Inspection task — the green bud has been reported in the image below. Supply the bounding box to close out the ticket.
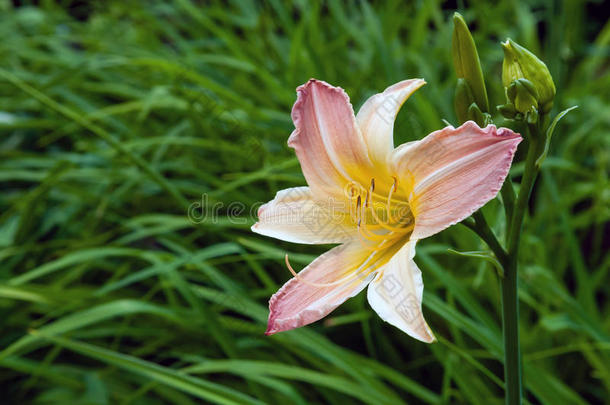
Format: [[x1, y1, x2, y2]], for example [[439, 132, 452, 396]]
[[526, 107, 539, 124], [501, 39, 556, 114], [503, 79, 540, 123], [452, 12, 489, 113], [467, 103, 492, 127], [507, 78, 538, 114], [497, 102, 517, 119], [454, 78, 475, 124]]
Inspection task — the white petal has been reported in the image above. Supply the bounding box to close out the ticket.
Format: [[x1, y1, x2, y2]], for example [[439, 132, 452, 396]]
[[367, 241, 435, 343], [252, 187, 355, 244], [356, 79, 426, 165]]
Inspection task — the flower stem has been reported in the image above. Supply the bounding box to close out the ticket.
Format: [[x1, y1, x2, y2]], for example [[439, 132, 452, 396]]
[[500, 254, 522, 405], [500, 177, 515, 225], [470, 211, 508, 265], [502, 126, 543, 405], [507, 131, 542, 256]]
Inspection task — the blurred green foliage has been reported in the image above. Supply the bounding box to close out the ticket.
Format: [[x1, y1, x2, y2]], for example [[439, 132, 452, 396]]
[[0, 1, 608, 404]]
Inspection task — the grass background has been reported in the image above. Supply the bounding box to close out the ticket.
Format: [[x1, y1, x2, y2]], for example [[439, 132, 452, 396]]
[[0, 0, 608, 404]]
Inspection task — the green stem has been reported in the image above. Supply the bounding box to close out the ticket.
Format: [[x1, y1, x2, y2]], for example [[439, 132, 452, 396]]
[[501, 127, 544, 405], [507, 130, 543, 255], [501, 253, 521, 405], [500, 177, 516, 227], [468, 211, 509, 265]]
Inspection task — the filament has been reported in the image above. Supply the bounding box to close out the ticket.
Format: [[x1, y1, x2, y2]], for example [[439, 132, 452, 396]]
[[386, 176, 397, 222], [284, 239, 395, 288], [344, 176, 414, 249], [285, 254, 346, 287], [369, 203, 410, 232]]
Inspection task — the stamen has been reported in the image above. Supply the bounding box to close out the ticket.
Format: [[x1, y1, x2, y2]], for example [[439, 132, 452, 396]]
[[392, 203, 415, 227], [285, 254, 348, 287], [356, 195, 362, 227], [331, 239, 397, 283], [358, 222, 390, 242], [348, 189, 359, 225], [356, 211, 393, 247], [370, 203, 411, 232], [347, 177, 414, 248], [353, 231, 396, 251], [386, 176, 397, 222], [353, 233, 375, 250], [285, 254, 299, 278], [285, 253, 384, 288], [347, 181, 362, 226], [365, 178, 375, 207]]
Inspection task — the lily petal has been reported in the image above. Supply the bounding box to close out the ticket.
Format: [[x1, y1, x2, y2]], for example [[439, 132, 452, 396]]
[[367, 241, 435, 343], [252, 187, 354, 244], [289, 79, 374, 196], [356, 79, 426, 165], [266, 242, 376, 335], [392, 121, 521, 239]]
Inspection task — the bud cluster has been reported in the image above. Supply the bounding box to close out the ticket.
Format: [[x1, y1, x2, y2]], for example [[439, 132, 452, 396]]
[[499, 39, 556, 123]]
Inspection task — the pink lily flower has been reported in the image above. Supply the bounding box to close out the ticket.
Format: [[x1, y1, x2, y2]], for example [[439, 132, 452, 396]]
[[252, 79, 521, 342]]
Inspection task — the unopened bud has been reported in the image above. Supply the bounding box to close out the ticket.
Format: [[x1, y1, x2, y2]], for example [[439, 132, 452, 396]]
[[497, 102, 517, 120], [452, 13, 489, 113], [502, 39, 555, 113], [454, 78, 475, 124], [507, 78, 538, 114], [467, 103, 492, 126]]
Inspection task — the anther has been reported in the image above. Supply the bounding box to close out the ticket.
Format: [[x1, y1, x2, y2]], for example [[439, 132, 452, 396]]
[[356, 195, 362, 226], [366, 178, 375, 207]]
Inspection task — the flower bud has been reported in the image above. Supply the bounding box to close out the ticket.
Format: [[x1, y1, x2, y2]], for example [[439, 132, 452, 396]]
[[454, 78, 475, 124], [452, 13, 489, 113], [467, 103, 492, 126], [507, 78, 538, 114], [497, 102, 517, 120], [501, 39, 555, 114]]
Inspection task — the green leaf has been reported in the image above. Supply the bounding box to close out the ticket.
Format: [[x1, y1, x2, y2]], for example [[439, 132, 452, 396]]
[[447, 249, 504, 277], [34, 332, 263, 405], [536, 106, 578, 167]]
